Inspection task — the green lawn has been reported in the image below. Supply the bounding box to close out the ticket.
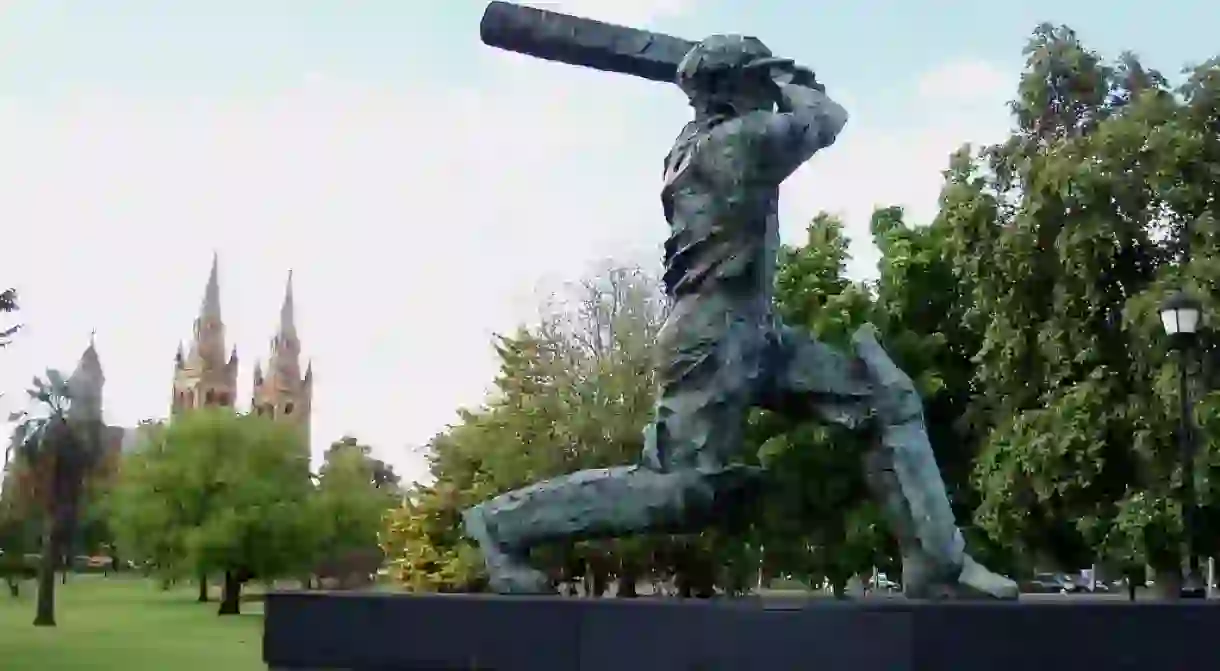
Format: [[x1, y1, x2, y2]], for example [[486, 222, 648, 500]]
[[0, 575, 264, 670]]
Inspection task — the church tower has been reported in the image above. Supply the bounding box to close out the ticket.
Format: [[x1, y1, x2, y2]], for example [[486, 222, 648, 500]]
[[68, 334, 104, 425], [251, 271, 312, 445], [172, 253, 239, 415]]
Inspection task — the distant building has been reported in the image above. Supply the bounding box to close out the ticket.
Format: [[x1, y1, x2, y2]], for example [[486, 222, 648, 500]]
[[169, 253, 312, 443], [89, 253, 313, 456], [64, 337, 129, 459]]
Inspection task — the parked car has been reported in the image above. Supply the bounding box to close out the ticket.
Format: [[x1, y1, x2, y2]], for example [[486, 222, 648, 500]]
[[1022, 572, 1073, 593], [868, 573, 901, 592]]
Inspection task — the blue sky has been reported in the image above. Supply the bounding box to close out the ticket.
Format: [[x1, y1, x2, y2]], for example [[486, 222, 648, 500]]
[[4, 1, 1211, 113], [1, 1, 1215, 481]]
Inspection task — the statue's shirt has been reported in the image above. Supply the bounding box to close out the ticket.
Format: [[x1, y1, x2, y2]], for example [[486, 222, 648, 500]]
[[660, 120, 780, 321]]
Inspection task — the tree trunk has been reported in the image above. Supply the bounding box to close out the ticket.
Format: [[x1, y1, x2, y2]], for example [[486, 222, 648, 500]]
[[1151, 567, 1183, 601], [7, 578, 19, 598], [830, 572, 851, 600], [33, 519, 57, 626], [590, 568, 609, 597], [217, 570, 241, 615], [616, 566, 639, 598], [197, 574, 209, 602], [678, 580, 692, 598]]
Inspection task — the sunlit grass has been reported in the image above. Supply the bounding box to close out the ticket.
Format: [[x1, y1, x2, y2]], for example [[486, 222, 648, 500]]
[[0, 574, 263, 671]]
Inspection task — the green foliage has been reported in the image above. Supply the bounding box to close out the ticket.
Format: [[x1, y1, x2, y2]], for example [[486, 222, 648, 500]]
[[757, 208, 980, 589], [6, 368, 110, 625], [385, 265, 681, 594], [310, 436, 400, 583], [110, 409, 315, 604], [941, 24, 1220, 574], [187, 416, 314, 583], [382, 484, 487, 592], [108, 423, 186, 580], [760, 214, 885, 591]]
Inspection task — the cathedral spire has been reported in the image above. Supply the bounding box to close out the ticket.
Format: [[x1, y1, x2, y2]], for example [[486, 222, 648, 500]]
[[190, 252, 226, 367], [75, 332, 103, 380], [279, 270, 296, 341], [174, 253, 237, 416], [69, 333, 104, 423], [251, 269, 310, 447], [201, 251, 221, 324]]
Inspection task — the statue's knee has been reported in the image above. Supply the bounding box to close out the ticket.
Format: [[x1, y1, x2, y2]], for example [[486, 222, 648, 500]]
[[849, 326, 923, 423]]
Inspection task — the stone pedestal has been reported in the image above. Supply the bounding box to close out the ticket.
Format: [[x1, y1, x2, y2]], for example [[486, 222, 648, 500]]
[[264, 591, 1220, 670]]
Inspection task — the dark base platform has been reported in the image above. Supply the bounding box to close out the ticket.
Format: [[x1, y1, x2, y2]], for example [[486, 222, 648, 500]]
[[264, 591, 1220, 670]]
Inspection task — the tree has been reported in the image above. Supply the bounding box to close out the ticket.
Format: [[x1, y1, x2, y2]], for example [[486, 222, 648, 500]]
[[322, 436, 400, 491], [108, 422, 190, 589], [111, 415, 219, 601], [750, 201, 1010, 593], [749, 213, 883, 595], [939, 25, 1220, 594], [111, 409, 315, 614], [383, 263, 674, 595], [381, 482, 487, 593], [309, 436, 400, 588], [192, 415, 314, 614], [7, 369, 106, 626], [0, 474, 39, 597]]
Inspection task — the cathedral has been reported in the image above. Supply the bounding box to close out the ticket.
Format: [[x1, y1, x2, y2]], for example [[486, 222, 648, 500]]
[[21, 254, 313, 465], [169, 253, 313, 445]]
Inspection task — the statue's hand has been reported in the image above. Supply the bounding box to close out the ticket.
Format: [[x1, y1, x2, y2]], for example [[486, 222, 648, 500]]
[[744, 58, 823, 91]]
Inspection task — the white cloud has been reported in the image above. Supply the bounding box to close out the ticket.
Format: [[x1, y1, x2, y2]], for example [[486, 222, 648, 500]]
[[785, 59, 1014, 277], [915, 60, 1013, 110], [0, 0, 1013, 487]]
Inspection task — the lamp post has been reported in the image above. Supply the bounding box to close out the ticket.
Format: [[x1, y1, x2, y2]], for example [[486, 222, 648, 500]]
[[1159, 290, 1207, 599]]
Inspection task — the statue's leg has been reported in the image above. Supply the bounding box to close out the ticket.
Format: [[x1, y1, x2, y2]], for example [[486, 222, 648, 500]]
[[764, 323, 1017, 599], [464, 314, 766, 594]]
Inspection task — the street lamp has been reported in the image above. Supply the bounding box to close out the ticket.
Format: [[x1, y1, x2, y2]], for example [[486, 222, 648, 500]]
[[1159, 289, 1207, 599]]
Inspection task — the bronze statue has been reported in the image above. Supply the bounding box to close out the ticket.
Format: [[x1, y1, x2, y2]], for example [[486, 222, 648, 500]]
[[465, 3, 1018, 600]]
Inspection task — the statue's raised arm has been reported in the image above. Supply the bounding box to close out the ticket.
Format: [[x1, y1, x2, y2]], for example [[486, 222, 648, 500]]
[[672, 36, 848, 184]]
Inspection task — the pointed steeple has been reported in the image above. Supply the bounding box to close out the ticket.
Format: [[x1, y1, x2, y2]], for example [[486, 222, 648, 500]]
[[172, 254, 238, 416], [189, 252, 226, 368], [75, 330, 103, 379], [69, 333, 104, 422], [279, 270, 296, 341], [250, 269, 310, 446], [201, 251, 221, 323], [269, 270, 300, 381]]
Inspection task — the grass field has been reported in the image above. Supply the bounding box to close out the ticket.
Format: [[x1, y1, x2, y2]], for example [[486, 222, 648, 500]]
[[0, 575, 264, 671]]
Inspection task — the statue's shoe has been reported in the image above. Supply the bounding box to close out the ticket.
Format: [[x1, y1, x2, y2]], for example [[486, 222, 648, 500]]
[[954, 554, 1019, 599], [462, 504, 554, 595], [905, 554, 1019, 600]]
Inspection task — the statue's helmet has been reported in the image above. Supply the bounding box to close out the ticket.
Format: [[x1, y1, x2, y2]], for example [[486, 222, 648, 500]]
[[675, 35, 774, 100]]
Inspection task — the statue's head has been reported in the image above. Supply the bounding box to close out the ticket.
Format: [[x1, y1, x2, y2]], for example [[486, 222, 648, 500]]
[[676, 35, 777, 118]]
